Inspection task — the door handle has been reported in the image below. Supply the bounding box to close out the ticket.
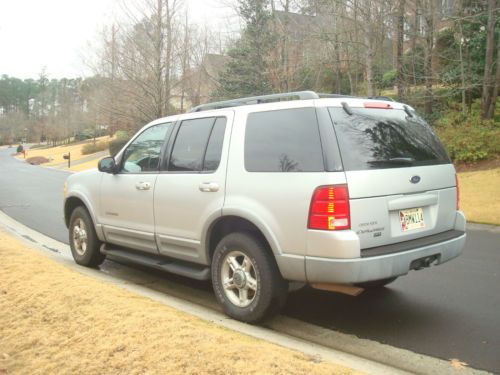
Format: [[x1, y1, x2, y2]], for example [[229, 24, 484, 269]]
[[199, 182, 219, 192], [135, 182, 151, 190]]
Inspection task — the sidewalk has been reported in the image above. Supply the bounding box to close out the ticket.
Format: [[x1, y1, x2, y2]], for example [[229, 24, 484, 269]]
[[0, 230, 358, 375]]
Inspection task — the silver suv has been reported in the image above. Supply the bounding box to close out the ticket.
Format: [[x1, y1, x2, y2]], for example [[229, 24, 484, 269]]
[[64, 91, 466, 322]]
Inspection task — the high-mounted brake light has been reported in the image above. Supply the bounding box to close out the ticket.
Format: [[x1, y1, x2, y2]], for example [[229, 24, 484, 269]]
[[455, 174, 460, 210], [308, 185, 350, 230], [364, 101, 393, 109]]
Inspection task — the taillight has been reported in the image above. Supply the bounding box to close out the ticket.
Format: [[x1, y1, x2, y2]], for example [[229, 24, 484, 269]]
[[455, 174, 460, 210], [308, 185, 350, 230]]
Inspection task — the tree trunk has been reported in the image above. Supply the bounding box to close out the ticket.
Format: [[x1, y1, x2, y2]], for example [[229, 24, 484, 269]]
[[458, 11, 467, 114], [154, 0, 164, 119], [362, 0, 375, 97], [481, 0, 497, 119], [487, 41, 500, 119], [396, 0, 406, 101], [423, 0, 434, 115], [164, 0, 173, 116]]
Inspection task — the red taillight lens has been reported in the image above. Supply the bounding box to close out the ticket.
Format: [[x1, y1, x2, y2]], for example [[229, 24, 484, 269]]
[[308, 185, 350, 230], [455, 174, 460, 210], [364, 101, 393, 109]]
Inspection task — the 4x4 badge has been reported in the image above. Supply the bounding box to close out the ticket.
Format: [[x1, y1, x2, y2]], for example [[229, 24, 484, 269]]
[[410, 175, 421, 184]]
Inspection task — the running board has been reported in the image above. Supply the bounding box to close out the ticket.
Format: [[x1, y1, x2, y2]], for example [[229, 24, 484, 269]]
[[100, 244, 210, 281]]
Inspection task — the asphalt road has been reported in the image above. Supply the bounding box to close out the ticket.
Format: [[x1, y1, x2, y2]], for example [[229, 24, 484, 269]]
[[0, 147, 68, 243], [1, 147, 499, 373]]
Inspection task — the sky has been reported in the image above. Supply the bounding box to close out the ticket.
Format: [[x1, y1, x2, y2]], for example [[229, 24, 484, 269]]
[[0, 0, 235, 79]]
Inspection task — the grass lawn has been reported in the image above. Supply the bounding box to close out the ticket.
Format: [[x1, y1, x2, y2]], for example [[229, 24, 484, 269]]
[[69, 158, 101, 172], [20, 136, 112, 167], [458, 168, 500, 226], [0, 231, 356, 375]]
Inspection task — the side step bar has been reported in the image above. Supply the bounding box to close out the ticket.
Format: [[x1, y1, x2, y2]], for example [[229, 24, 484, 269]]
[[100, 244, 211, 281]]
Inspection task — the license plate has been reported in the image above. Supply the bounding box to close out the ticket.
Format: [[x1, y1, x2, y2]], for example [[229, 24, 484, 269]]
[[399, 207, 425, 231]]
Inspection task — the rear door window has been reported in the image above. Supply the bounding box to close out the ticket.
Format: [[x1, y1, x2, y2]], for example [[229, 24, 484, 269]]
[[245, 108, 324, 172], [328, 107, 450, 171], [203, 117, 226, 172], [168, 117, 226, 172]]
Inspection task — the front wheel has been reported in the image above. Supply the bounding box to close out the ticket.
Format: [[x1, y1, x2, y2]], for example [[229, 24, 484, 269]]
[[211, 232, 288, 323], [69, 206, 105, 267]]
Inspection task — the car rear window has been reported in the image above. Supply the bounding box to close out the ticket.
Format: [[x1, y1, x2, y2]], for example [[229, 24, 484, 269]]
[[328, 107, 450, 171]]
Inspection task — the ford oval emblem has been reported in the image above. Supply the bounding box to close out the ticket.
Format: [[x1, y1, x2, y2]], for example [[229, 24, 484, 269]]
[[410, 175, 421, 184]]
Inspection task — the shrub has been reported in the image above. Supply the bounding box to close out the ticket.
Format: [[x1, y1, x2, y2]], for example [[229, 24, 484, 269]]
[[434, 102, 500, 163], [81, 141, 109, 155], [114, 130, 130, 139], [74, 129, 94, 141], [381, 69, 397, 88], [109, 138, 129, 157], [16, 144, 23, 153]]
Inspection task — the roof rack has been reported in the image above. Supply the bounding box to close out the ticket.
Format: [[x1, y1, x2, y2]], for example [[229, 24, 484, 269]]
[[318, 93, 357, 99], [188, 91, 391, 112], [189, 91, 320, 112]]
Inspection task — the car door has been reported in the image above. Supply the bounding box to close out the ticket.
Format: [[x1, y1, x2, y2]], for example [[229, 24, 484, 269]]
[[154, 112, 233, 264], [100, 122, 173, 254]]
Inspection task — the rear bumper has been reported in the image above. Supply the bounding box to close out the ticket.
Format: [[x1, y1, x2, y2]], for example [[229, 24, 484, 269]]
[[305, 231, 466, 284]]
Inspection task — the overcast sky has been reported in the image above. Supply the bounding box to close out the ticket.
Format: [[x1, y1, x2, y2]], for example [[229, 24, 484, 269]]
[[0, 0, 234, 79]]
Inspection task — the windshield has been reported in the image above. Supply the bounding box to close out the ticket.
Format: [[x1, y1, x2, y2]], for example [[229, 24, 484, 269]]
[[328, 107, 450, 171]]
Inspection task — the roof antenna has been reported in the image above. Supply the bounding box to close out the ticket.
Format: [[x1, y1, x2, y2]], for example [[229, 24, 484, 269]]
[[403, 105, 413, 117], [341, 102, 353, 116]]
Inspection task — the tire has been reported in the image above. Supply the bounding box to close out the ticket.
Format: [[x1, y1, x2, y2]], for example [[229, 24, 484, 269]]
[[211, 232, 288, 323], [355, 277, 398, 289], [69, 206, 105, 267]]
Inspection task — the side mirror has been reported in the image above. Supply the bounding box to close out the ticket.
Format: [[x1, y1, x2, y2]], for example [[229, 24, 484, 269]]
[[98, 157, 117, 174]]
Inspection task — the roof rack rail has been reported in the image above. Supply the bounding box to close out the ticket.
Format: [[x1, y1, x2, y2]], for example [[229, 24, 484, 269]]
[[317, 93, 357, 99], [188, 91, 394, 112], [189, 91, 320, 112]]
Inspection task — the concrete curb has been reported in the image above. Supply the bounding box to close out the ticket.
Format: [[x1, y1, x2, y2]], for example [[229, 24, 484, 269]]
[[0, 211, 492, 375], [466, 222, 500, 233]]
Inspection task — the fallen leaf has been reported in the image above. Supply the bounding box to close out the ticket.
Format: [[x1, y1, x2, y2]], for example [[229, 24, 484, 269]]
[[449, 358, 468, 370]]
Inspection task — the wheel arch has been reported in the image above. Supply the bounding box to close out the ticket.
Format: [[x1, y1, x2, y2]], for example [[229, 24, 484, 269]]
[[64, 193, 104, 237], [204, 214, 281, 265]]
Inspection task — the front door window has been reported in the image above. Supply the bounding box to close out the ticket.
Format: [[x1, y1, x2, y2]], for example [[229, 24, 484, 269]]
[[121, 123, 172, 173]]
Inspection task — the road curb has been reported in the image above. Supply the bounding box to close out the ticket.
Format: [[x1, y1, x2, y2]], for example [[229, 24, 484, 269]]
[[466, 222, 500, 232]]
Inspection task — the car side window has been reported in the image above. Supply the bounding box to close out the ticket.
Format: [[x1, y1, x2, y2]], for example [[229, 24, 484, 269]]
[[244, 108, 324, 172], [120, 123, 171, 173], [168, 117, 226, 172]]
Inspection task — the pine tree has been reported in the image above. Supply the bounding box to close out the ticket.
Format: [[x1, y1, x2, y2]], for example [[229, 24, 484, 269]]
[[214, 0, 276, 99]]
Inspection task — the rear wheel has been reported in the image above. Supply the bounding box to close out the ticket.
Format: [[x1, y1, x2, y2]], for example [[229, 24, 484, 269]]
[[356, 277, 398, 289], [69, 206, 105, 267], [211, 232, 288, 323]]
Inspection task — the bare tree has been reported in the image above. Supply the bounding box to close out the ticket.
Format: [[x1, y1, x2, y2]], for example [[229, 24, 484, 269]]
[[395, 0, 406, 100], [422, 0, 434, 114], [481, 0, 497, 119]]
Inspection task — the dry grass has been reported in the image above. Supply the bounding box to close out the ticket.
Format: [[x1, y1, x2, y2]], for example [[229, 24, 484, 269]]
[[458, 168, 500, 225], [0, 232, 357, 375], [20, 136, 112, 167], [70, 158, 100, 172]]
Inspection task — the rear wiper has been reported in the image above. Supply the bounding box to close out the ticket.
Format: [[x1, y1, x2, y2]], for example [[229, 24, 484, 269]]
[[367, 157, 415, 165]]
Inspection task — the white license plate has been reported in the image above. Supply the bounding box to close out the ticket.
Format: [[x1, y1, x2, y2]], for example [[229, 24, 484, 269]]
[[399, 207, 425, 231]]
